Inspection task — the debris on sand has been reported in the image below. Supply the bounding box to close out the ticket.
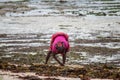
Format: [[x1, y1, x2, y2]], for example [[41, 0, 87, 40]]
[[0, 61, 120, 80]]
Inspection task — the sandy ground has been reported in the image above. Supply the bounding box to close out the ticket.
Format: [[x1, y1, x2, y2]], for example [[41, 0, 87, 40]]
[[0, 68, 81, 80], [0, 70, 114, 80]]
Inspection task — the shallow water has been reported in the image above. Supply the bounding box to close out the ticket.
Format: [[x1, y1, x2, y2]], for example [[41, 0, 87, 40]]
[[0, 16, 120, 66], [1, 0, 120, 16]]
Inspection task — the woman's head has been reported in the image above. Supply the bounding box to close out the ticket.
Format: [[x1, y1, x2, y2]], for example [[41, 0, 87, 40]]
[[55, 42, 65, 53]]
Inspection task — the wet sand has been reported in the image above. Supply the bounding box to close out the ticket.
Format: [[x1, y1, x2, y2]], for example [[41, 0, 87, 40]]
[[0, 62, 119, 80], [0, 0, 120, 80], [0, 16, 120, 64], [0, 16, 120, 80]]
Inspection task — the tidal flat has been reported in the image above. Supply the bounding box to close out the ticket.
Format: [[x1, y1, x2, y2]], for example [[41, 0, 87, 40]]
[[0, 0, 120, 80]]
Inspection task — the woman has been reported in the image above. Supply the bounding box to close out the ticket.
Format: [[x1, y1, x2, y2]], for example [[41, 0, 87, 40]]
[[45, 32, 70, 66]]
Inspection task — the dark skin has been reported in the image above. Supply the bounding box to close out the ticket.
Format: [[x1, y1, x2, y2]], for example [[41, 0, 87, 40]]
[[45, 50, 66, 66]]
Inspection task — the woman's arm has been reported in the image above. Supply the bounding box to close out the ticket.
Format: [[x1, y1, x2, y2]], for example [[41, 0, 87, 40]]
[[45, 51, 52, 64], [53, 53, 64, 66]]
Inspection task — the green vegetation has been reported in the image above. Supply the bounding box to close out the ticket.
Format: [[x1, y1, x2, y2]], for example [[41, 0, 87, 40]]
[[108, 10, 119, 13], [87, 12, 107, 16], [7, 0, 30, 2], [0, 60, 119, 79]]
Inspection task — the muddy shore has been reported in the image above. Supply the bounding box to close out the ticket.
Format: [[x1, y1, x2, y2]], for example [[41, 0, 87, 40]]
[[0, 61, 120, 80], [0, 0, 120, 80]]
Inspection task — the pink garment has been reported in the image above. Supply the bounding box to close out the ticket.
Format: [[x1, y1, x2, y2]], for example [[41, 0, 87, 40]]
[[49, 32, 70, 53], [52, 36, 69, 53], [50, 32, 69, 44]]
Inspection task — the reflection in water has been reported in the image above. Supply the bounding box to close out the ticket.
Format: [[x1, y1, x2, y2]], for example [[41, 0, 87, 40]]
[[72, 51, 120, 66]]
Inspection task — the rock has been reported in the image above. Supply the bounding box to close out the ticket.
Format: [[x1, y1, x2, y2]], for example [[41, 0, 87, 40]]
[[0, 34, 7, 37]]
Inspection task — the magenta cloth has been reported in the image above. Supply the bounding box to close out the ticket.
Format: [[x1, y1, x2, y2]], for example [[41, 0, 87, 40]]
[[51, 36, 69, 53]]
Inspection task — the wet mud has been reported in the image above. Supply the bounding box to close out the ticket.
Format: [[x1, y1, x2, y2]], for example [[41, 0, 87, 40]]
[[0, 0, 120, 80], [0, 61, 120, 80], [0, 0, 34, 16], [0, 0, 120, 16], [0, 33, 120, 79], [0, 33, 120, 65]]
